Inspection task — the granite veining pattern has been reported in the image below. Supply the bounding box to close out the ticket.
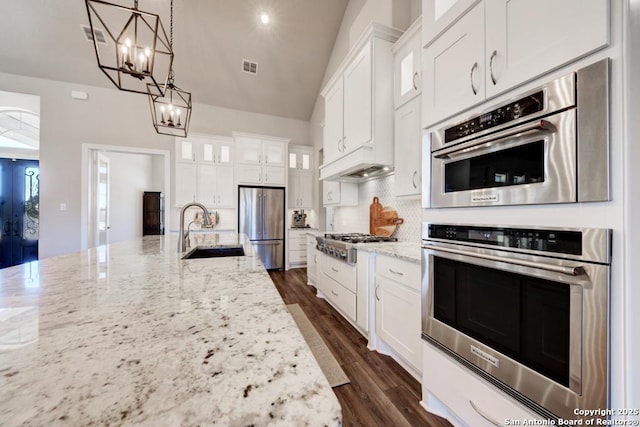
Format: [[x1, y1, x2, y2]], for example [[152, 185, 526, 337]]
[[354, 241, 421, 264], [0, 233, 342, 426]]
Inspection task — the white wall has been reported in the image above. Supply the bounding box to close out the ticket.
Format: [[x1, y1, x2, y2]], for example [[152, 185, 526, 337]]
[[103, 152, 162, 244], [0, 72, 311, 258]]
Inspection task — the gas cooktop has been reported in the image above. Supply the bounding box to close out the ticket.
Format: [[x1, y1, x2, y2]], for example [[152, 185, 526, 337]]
[[323, 233, 398, 244]]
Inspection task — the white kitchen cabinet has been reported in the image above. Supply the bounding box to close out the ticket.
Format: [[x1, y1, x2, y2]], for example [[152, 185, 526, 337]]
[[322, 180, 358, 207], [175, 162, 197, 206], [422, 342, 542, 426], [196, 164, 234, 208], [323, 80, 344, 164], [484, 0, 608, 98], [306, 235, 320, 285], [394, 93, 422, 198], [320, 23, 401, 178], [288, 229, 308, 269], [393, 18, 422, 108], [233, 132, 289, 186], [422, 0, 609, 127], [375, 255, 422, 372], [342, 42, 373, 156], [318, 253, 357, 322], [176, 135, 234, 164], [289, 171, 314, 208], [176, 163, 234, 208], [174, 135, 235, 208], [422, 2, 485, 127], [288, 145, 314, 209]]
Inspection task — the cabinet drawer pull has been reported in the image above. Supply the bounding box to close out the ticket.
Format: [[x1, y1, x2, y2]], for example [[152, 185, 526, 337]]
[[331, 290, 339, 297], [470, 62, 479, 95], [412, 170, 417, 189], [389, 268, 404, 276], [489, 50, 498, 85], [412, 71, 419, 91], [375, 285, 380, 301], [469, 400, 503, 427], [337, 139, 342, 152], [331, 267, 339, 273]]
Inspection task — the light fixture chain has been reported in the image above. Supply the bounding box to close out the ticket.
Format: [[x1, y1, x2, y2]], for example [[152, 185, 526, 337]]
[[169, 0, 175, 81]]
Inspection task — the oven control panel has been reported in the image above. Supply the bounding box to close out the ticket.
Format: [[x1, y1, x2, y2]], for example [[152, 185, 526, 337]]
[[444, 91, 545, 143], [429, 224, 582, 255]]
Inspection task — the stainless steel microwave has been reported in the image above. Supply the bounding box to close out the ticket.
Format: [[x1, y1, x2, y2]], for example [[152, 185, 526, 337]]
[[430, 58, 610, 208]]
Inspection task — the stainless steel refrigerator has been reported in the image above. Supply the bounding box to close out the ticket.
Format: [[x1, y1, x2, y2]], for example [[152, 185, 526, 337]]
[[238, 186, 285, 270]]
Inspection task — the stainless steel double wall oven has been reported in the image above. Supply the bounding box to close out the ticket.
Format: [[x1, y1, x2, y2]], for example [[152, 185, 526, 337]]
[[422, 58, 612, 421]]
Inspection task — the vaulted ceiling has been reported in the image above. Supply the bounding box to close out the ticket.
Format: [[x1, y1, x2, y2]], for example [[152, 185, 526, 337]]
[[0, 0, 349, 121]]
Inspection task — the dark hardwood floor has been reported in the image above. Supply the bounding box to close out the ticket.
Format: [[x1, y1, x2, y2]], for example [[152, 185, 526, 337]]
[[269, 268, 452, 427]]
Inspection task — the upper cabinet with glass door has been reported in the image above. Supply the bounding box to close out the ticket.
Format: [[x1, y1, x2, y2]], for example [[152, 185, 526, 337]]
[[393, 18, 422, 108], [175, 134, 234, 165], [289, 145, 313, 171]]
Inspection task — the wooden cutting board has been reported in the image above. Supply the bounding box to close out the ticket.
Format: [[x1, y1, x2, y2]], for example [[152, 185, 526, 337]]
[[369, 196, 404, 236]]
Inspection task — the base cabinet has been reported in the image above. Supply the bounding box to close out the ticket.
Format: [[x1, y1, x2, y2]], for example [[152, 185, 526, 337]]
[[422, 342, 542, 426], [317, 253, 357, 322], [287, 229, 308, 269], [306, 235, 320, 284], [374, 255, 422, 372]]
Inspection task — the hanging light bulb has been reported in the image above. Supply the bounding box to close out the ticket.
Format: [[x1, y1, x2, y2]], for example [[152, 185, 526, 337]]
[[85, 0, 173, 95], [148, 0, 192, 137]]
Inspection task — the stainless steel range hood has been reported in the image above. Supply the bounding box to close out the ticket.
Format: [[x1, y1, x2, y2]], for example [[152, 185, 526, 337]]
[[319, 145, 393, 182]]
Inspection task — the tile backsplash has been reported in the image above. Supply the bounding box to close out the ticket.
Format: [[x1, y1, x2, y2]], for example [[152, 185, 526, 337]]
[[333, 174, 422, 242]]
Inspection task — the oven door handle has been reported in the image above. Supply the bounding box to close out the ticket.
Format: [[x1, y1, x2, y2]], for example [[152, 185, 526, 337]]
[[422, 244, 584, 276], [433, 119, 552, 160]]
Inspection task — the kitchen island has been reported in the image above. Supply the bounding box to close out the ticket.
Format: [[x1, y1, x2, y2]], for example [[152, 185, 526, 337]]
[[0, 233, 342, 426]]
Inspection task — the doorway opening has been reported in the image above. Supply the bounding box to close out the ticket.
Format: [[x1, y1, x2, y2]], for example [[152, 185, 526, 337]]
[[81, 144, 171, 249], [0, 90, 41, 269]]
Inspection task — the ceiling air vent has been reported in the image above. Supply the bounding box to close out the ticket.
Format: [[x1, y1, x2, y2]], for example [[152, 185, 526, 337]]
[[81, 25, 108, 45], [242, 59, 258, 75]]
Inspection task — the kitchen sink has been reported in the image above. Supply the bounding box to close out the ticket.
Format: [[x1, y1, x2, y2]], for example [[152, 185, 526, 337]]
[[182, 246, 245, 259]]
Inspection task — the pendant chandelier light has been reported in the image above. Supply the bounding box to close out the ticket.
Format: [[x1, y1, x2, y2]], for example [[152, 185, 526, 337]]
[[85, 0, 173, 96], [147, 0, 192, 137]]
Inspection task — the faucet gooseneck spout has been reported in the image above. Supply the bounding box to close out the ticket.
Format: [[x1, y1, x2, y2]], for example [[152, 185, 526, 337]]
[[178, 202, 212, 252]]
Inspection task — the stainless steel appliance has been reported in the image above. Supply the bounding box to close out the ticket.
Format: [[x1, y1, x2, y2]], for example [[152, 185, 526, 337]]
[[430, 58, 609, 208], [292, 210, 307, 228], [421, 223, 611, 421], [316, 233, 397, 264], [238, 186, 285, 270]]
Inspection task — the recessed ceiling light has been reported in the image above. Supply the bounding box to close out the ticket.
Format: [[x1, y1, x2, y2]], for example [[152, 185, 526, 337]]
[[260, 12, 270, 24]]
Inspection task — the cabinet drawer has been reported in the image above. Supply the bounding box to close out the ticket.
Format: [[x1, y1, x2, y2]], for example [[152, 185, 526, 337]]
[[376, 255, 420, 292], [289, 250, 307, 264], [288, 236, 307, 250], [324, 276, 356, 321], [322, 256, 356, 293], [423, 342, 541, 426]]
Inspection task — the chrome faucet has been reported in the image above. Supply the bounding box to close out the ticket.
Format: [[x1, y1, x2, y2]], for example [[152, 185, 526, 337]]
[[178, 202, 212, 252]]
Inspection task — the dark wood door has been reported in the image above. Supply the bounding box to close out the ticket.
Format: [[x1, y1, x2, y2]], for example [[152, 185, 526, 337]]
[[0, 158, 39, 269], [142, 191, 164, 236]]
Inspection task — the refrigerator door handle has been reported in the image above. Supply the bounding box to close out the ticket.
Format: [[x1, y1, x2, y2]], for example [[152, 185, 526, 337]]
[[252, 241, 281, 245]]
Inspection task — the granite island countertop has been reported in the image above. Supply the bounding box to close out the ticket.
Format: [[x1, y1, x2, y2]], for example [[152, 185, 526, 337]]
[[0, 233, 342, 426]]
